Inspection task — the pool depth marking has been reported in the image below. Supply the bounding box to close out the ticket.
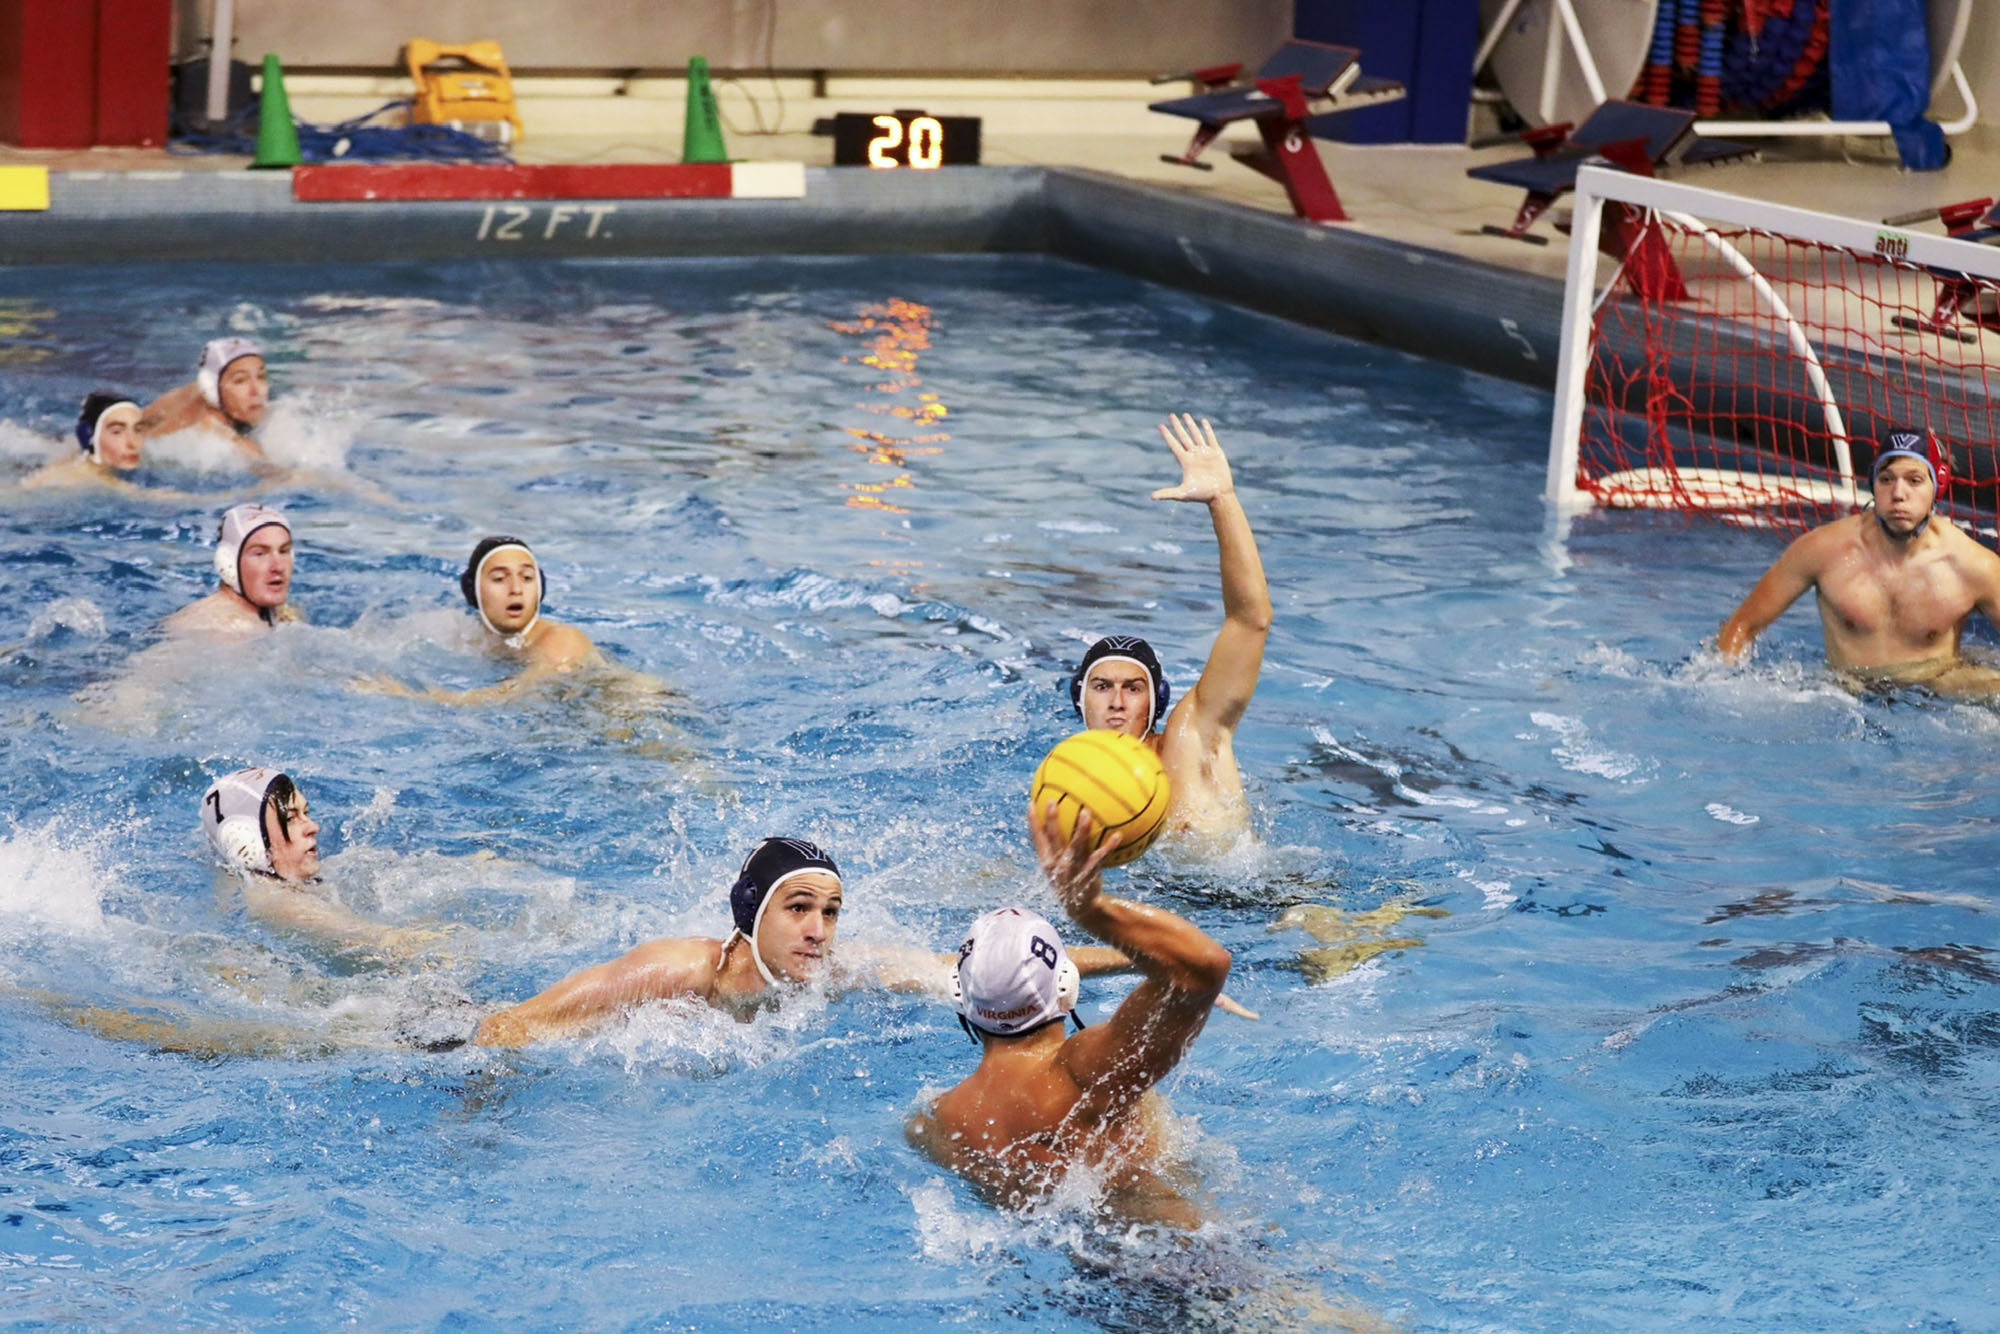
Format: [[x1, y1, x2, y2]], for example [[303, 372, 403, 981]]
[[475, 203, 619, 241]]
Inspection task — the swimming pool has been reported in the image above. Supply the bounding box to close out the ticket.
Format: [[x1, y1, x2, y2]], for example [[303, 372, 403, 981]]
[[1, 253, 1995, 1330]]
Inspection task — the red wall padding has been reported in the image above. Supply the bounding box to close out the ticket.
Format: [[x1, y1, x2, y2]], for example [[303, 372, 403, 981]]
[[95, 0, 172, 146], [0, 0, 168, 148]]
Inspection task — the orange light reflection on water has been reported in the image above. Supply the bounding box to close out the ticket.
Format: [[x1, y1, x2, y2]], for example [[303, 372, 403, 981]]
[[830, 298, 952, 536]]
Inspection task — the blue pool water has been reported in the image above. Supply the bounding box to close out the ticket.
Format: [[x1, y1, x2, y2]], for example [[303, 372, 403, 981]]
[[0, 254, 1995, 1331]]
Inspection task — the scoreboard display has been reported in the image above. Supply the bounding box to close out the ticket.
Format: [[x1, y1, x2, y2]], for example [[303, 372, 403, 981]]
[[830, 111, 981, 169]]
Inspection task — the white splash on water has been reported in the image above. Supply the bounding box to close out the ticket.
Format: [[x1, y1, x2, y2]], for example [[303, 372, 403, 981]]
[[0, 820, 110, 935], [146, 425, 254, 474], [27, 597, 107, 642], [258, 390, 356, 472], [1528, 710, 1644, 781], [0, 419, 60, 466]]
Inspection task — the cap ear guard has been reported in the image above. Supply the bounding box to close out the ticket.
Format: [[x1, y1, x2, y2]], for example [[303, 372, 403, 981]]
[[1055, 955, 1080, 1015], [212, 816, 267, 874], [214, 531, 239, 594]]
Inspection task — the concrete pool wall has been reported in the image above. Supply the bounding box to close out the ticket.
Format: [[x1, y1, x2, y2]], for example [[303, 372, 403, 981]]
[[0, 166, 1567, 390]]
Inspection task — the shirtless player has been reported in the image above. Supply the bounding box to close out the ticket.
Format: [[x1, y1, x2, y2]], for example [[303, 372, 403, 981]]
[[1719, 428, 2000, 695], [1070, 413, 1272, 836], [907, 803, 1231, 1227]]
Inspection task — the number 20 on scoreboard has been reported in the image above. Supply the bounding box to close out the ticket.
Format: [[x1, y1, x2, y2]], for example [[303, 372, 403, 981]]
[[831, 111, 981, 169], [870, 113, 942, 168]]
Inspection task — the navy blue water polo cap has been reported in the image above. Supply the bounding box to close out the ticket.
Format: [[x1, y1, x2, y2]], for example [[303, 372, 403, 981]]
[[729, 836, 841, 937]]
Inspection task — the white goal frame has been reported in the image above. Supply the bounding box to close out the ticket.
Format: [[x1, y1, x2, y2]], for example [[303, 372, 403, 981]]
[[1548, 163, 2000, 514]]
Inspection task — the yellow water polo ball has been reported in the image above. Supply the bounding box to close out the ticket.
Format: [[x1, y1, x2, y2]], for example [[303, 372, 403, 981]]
[[1030, 730, 1172, 868]]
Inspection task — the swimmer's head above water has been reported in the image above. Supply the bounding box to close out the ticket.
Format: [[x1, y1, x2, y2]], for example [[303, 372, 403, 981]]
[[952, 906, 1081, 1038], [1870, 427, 1950, 542], [460, 536, 543, 645], [75, 391, 143, 470], [201, 768, 320, 881], [196, 337, 269, 433], [727, 836, 842, 986], [1072, 635, 1171, 737], [214, 503, 293, 619]]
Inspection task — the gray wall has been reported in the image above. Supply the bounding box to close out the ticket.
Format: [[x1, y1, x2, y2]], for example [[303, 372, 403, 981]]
[[180, 0, 1291, 75]]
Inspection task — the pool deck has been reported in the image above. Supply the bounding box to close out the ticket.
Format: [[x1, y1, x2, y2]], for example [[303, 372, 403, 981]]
[[4, 85, 1998, 399]]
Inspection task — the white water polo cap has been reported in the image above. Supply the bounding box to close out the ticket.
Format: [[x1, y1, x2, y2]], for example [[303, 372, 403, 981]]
[[196, 337, 263, 410], [201, 768, 284, 875], [213, 503, 290, 594], [954, 907, 1081, 1036]]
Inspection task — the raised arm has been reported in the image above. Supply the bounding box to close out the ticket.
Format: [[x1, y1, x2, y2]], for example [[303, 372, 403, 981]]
[[1030, 802, 1230, 1112], [473, 936, 712, 1047], [1718, 529, 1827, 662], [1153, 415, 1272, 742]]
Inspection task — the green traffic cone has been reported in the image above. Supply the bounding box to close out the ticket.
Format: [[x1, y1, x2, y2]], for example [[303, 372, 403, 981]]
[[252, 53, 302, 168], [682, 56, 728, 163]]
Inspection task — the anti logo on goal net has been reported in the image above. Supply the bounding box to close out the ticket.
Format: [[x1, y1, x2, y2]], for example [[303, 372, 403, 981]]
[[1547, 164, 2000, 538]]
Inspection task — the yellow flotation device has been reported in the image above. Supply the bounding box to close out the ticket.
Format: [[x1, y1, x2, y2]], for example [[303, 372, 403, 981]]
[[403, 39, 522, 144]]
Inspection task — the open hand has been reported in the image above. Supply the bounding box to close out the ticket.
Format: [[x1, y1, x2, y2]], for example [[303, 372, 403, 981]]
[[1150, 413, 1235, 504], [1028, 798, 1119, 918]]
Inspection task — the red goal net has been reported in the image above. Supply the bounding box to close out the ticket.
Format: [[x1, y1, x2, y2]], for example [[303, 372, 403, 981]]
[[1549, 166, 2000, 537]]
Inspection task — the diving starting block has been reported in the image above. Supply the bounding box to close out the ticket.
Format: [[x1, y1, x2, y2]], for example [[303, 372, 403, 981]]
[[1468, 100, 1756, 245], [1149, 39, 1404, 224], [290, 161, 807, 203], [1467, 100, 1755, 304]]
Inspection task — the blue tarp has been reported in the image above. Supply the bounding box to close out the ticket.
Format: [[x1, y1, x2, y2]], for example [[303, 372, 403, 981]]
[[1830, 0, 1946, 169]]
